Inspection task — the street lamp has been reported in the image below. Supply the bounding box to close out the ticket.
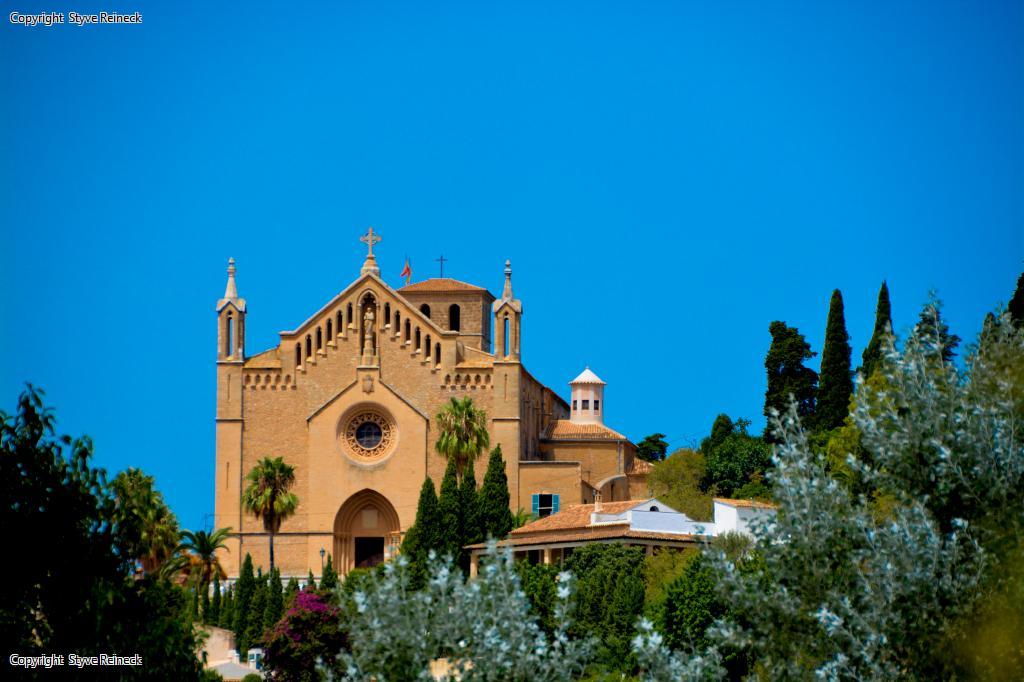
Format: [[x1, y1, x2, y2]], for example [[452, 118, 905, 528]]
[[320, 547, 326, 572]]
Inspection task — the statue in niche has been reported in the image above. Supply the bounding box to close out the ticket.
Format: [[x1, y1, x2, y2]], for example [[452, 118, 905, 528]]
[[362, 305, 376, 356]]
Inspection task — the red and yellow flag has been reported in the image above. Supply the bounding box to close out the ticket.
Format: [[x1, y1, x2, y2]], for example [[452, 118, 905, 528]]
[[400, 258, 412, 285]]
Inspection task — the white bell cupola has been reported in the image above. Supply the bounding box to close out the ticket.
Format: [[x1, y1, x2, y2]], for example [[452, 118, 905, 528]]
[[569, 367, 606, 424]]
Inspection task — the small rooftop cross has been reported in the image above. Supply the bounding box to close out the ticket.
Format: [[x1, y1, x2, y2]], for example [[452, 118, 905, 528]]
[[436, 254, 447, 278], [360, 227, 381, 256]]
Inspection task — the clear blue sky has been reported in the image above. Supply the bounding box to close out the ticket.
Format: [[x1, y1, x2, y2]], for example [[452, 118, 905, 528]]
[[3, 1, 1021, 530]]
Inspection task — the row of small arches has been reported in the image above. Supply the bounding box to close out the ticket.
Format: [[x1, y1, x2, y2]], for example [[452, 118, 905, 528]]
[[244, 372, 293, 389], [293, 299, 444, 370], [443, 373, 492, 389]]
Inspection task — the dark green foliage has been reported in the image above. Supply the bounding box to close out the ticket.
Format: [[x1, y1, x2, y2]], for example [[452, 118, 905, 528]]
[[1011, 272, 1024, 328], [320, 554, 338, 593], [702, 428, 772, 498], [284, 577, 300, 608], [210, 573, 222, 626], [478, 446, 514, 540], [860, 280, 893, 379], [662, 553, 721, 651], [700, 414, 734, 454], [264, 568, 284, 631], [233, 554, 256, 653], [816, 289, 853, 432], [764, 321, 818, 440], [0, 385, 204, 679], [459, 465, 481, 573], [913, 299, 961, 363], [636, 433, 670, 462], [245, 569, 267, 653], [307, 569, 316, 590], [262, 589, 347, 682], [401, 477, 440, 587], [436, 457, 462, 563], [567, 544, 646, 671], [516, 561, 560, 633], [192, 583, 201, 620], [220, 585, 233, 630]]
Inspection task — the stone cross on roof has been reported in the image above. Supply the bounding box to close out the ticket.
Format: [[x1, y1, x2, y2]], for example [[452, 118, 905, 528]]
[[360, 227, 381, 256], [359, 227, 382, 277]]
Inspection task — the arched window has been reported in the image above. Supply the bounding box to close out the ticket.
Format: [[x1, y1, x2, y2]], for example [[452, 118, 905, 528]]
[[503, 315, 510, 357], [405, 319, 411, 343], [425, 335, 431, 359], [415, 327, 421, 350], [347, 303, 353, 326], [435, 342, 441, 365], [295, 343, 302, 367], [420, 304, 431, 318], [336, 310, 343, 336], [305, 335, 312, 359], [316, 327, 323, 350], [394, 311, 400, 336], [384, 302, 391, 327], [449, 304, 461, 332], [326, 318, 333, 341], [225, 314, 234, 357]]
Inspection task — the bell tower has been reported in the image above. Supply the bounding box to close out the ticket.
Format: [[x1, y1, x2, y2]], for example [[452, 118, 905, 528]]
[[214, 257, 247, 572], [492, 260, 522, 360]]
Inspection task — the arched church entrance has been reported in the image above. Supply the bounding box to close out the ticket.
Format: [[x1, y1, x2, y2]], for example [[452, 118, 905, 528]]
[[333, 489, 402, 574]]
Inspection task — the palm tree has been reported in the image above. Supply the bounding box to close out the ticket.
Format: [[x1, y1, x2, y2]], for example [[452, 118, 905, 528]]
[[179, 527, 232, 587], [435, 397, 490, 475], [242, 456, 298, 573], [111, 468, 181, 574]]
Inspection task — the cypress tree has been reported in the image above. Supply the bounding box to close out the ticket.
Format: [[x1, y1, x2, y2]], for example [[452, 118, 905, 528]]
[[700, 414, 734, 455], [1009, 272, 1024, 328], [478, 446, 513, 540], [913, 300, 961, 363], [860, 281, 892, 379], [245, 569, 267, 652], [764, 321, 819, 441], [402, 477, 440, 586], [210, 573, 221, 626], [233, 554, 256, 647], [284, 576, 299, 607], [816, 289, 853, 432], [306, 569, 316, 591], [220, 585, 233, 630], [436, 457, 462, 563], [320, 554, 338, 592], [459, 465, 481, 573], [263, 568, 283, 631]]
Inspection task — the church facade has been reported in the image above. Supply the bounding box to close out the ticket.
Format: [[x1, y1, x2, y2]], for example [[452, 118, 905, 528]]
[[214, 231, 650, 578]]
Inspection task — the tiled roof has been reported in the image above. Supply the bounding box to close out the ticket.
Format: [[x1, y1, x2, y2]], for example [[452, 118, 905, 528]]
[[542, 420, 628, 441], [714, 497, 777, 510], [467, 524, 699, 549], [570, 367, 606, 385], [510, 500, 649, 535], [628, 459, 654, 475], [398, 278, 490, 294], [244, 348, 281, 369]]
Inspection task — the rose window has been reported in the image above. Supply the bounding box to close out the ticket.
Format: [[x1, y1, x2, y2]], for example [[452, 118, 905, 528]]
[[343, 411, 394, 460]]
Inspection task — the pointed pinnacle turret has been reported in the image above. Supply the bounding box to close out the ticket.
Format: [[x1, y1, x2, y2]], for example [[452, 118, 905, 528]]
[[492, 258, 522, 313], [360, 227, 382, 277], [216, 257, 247, 312]]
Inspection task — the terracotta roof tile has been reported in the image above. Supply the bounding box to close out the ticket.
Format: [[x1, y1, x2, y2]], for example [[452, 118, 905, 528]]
[[510, 500, 648, 535], [467, 524, 700, 549], [398, 278, 491, 294], [714, 497, 777, 510], [628, 459, 653, 475], [542, 420, 628, 441]]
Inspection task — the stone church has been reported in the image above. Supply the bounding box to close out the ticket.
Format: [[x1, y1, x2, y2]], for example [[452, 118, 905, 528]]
[[214, 230, 651, 578]]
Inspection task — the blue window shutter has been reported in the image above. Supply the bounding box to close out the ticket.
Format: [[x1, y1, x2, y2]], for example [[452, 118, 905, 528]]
[[532, 494, 539, 516], [552, 495, 560, 514]]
